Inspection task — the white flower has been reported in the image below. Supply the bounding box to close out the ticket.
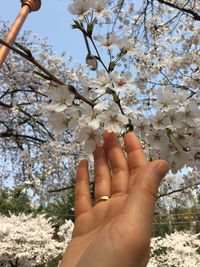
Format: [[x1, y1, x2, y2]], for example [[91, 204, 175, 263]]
[[68, 0, 93, 17], [94, 32, 120, 49], [147, 130, 169, 150], [89, 69, 112, 93], [99, 104, 129, 133], [48, 110, 79, 134], [46, 85, 74, 112], [149, 111, 171, 130], [170, 149, 189, 173], [110, 71, 133, 91], [184, 101, 200, 127], [174, 90, 189, 105], [117, 36, 137, 55], [164, 109, 184, 129], [133, 117, 149, 137], [154, 87, 176, 111], [77, 127, 103, 153], [68, 0, 109, 18], [79, 102, 104, 129], [92, 0, 110, 18]]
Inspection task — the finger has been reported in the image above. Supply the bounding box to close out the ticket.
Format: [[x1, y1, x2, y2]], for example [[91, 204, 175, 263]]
[[93, 145, 111, 200], [75, 160, 92, 218], [124, 132, 147, 174], [122, 160, 170, 233], [104, 132, 129, 195]]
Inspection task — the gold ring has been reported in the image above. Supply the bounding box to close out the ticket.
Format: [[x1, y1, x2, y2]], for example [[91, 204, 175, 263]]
[[95, 196, 110, 203]]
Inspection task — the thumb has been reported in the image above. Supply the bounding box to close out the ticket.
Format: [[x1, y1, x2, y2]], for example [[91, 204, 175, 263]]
[[119, 160, 170, 265], [122, 159, 170, 226], [143, 159, 170, 193]]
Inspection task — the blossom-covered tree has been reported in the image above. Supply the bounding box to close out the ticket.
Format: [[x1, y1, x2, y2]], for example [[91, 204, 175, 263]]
[[0, 213, 73, 267], [148, 231, 200, 266], [0, 0, 199, 206], [2, 212, 198, 267]]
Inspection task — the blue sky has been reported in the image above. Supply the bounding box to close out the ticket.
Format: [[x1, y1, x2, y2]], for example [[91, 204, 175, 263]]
[[1, 0, 86, 61]]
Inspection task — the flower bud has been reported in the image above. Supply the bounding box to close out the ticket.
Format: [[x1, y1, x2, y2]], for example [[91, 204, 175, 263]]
[[108, 61, 116, 72], [86, 54, 98, 71], [87, 23, 94, 37]]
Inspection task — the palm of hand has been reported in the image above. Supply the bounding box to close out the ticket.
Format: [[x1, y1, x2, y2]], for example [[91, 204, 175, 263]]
[[61, 132, 169, 267]]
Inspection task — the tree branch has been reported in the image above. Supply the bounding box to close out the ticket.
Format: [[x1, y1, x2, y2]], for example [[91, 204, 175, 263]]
[[158, 182, 200, 199], [156, 0, 200, 21], [48, 181, 93, 193], [0, 38, 95, 107]]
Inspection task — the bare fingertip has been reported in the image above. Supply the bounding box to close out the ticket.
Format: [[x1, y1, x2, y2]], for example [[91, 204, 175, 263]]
[[79, 159, 88, 167], [103, 130, 112, 140], [93, 144, 104, 156]]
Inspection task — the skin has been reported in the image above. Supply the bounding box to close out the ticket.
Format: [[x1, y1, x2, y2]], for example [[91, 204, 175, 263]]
[[60, 131, 170, 267]]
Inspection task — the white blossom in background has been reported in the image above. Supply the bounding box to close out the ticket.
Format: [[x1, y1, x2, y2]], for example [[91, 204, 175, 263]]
[[94, 32, 120, 49], [148, 231, 200, 267], [58, 219, 74, 248], [0, 214, 73, 267], [110, 71, 133, 91]]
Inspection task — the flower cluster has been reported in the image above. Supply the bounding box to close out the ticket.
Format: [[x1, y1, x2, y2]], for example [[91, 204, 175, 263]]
[[148, 231, 200, 267], [44, 82, 129, 153], [0, 213, 73, 266], [68, 0, 109, 19], [42, 0, 200, 174], [134, 87, 200, 173]]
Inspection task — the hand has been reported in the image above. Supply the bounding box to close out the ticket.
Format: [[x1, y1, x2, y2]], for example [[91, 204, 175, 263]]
[[60, 131, 169, 267]]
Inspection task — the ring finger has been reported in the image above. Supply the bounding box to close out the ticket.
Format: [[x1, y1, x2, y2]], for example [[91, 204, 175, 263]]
[[93, 145, 111, 201]]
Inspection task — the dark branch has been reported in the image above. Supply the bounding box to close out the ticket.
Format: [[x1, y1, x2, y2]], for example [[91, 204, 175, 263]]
[[156, 0, 200, 21], [158, 182, 200, 199], [0, 38, 95, 107], [48, 181, 94, 193]]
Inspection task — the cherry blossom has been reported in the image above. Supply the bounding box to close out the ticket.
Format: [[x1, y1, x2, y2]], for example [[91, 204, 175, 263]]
[[98, 103, 129, 133], [110, 71, 133, 91], [48, 110, 79, 134], [45, 85, 74, 112], [79, 102, 105, 130], [94, 32, 120, 49], [89, 69, 112, 94], [0, 213, 73, 267], [148, 231, 200, 267], [76, 127, 103, 153], [68, 0, 93, 18]]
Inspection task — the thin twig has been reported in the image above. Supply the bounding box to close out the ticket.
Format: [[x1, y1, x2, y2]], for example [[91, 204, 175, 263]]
[[156, 0, 200, 20], [0, 38, 95, 107], [158, 182, 200, 199]]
